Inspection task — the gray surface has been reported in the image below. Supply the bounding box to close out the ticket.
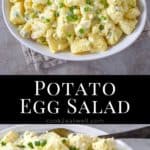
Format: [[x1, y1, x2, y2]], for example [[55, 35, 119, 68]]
[[0, 125, 149, 150], [0, 2, 150, 74]]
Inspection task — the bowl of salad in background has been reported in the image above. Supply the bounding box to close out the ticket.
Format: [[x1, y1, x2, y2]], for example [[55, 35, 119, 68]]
[[2, 0, 147, 61], [0, 125, 132, 150]]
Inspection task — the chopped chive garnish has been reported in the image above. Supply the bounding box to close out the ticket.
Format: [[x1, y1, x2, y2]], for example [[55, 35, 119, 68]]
[[1, 141, 6, 146], [66, 7, 79, 22], [99, 25, 104, 31], [40, 140, 47, 147], [47, 0, 52, 5], [79, 28, 85, 34], [17, 145, 25, 148], [62, 139, 67, 143], [59, 3, 64, 8], [69, 146, 79, 150], [35, 141, 41, 146], [84, 6, 90, 12], [86, 0, 92, 5], [28, 142, 34, 149]]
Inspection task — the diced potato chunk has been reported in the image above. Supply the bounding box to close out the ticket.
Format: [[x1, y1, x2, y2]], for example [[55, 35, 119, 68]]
[[10, 2, 25, 25], [119, 19, 138, 35], [46, 30, 69, 53]]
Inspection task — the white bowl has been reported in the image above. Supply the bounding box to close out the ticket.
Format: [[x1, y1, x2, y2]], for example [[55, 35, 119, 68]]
[[2, 0, 147, 61], [0, 125, 132, 150]]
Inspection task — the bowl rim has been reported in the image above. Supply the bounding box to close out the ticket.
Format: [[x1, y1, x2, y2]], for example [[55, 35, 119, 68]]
[[2, 0, 147, 61]]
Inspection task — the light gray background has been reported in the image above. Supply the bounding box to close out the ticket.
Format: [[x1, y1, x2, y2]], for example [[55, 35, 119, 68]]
[[0, 2, 150, 74], [0, 125, 149, 150]]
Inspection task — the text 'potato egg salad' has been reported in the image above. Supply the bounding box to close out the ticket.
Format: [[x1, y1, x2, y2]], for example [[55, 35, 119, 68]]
[[9, 0, 140, 54], [0, 131, 116, 150]]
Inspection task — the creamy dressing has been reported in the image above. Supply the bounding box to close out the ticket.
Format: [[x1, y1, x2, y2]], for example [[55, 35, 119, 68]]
[[0, 131, 116, 150], [9, 0, 140, 54]]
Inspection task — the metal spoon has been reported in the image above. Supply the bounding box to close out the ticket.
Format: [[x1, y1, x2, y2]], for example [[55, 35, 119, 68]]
[[48, 126, 150, 138]]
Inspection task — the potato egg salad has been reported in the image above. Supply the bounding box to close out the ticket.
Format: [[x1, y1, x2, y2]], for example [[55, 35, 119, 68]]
[[0, 131, 116, 150], [9, 0, 140, 54]]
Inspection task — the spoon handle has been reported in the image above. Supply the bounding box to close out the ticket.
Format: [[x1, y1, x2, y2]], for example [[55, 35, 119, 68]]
[[99, 126, 150, 139]]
